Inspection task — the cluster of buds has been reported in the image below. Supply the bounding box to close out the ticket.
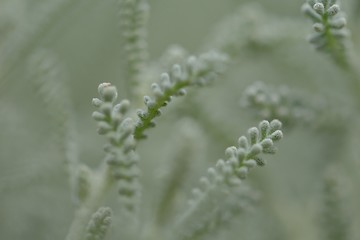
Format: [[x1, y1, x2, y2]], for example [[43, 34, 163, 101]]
[[200, 120, 283, 192], [302, 0, 349, 52], [241, 81, 317, 127], [177, 120, 283, 239], [92, 83, 141, 214], [134, 51, 228, 139]]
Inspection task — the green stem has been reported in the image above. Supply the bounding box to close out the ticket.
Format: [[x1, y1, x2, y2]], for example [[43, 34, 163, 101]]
[[134, 80, 190, 140]]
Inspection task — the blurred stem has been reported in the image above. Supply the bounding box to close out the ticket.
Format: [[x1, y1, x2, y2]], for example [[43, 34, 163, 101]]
[[341, 57, 360, 110], [65, 165, 113, 240]]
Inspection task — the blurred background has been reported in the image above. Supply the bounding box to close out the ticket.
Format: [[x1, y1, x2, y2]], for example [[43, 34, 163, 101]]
[[1, 0, 360, 239]]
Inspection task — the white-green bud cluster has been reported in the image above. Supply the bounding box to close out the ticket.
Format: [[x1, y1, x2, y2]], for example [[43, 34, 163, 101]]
[[85, 207, 112, 240], [92, 83, 141, 215], [241, 81, 317, 127], [133, 51, 228, 140], [302, 0, 349, 53], [186, 51, 228, 86], [177, 120, 283, 239], [117, 0, 149, 85], [195, 120, 283, 192], [92, 83, 133, 143]]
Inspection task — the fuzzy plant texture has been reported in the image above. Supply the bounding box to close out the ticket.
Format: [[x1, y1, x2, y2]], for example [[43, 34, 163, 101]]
[[1, 0, 360, 240]]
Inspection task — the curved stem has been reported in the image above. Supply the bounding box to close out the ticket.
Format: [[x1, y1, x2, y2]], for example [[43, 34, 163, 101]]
[[65, 165, 113, 240]]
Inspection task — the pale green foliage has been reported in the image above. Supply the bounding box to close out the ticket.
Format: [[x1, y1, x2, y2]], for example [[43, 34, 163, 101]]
[[319, 167, 350, 240], [1, 0, 360, 240], [302, 0, 350, 67], [92, 83, 141, 216], [175, 120, 283, 240], [85, 207, 112, 240], [134, 51, 228, 139], [116, 0, 149, 98]]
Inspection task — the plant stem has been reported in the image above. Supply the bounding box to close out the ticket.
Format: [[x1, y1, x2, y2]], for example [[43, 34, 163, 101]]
[[65, 165, 113, 240]]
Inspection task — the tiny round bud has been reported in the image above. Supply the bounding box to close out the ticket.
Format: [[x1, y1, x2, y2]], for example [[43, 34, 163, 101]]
[[160, 73, 172, 90], [313, 23, 324, 32], [100, 102, 112, 115], [172, 64, 182, 79], [92, 111, 106, 121], [92, 98, 103, 107], [244, 159, 257, 168], [238, 136, 248, 149], [215, 159, 226, 172], [270, 130, 283, 141], [120, 118, 134, 132], [237, 148, 246, 162], [248, 144, 263, 158], [313, 3, 325, 15], [136, 109, 147, 119], [97, 122, 112, 135], [259, 120, 270, 139], [101, 85, 118, 102], [248, 127, 259, 145], [260, 139, 274, 149], [327, 4, 340, 16], [98, 83, 111, 95], [236, 166, 248, 179], [270, 119, 282, 132], [117, 99, 131, 114], [151, 83, 164, 99], [177, 89, 187, 96], [330, 17, 346, 29], [144, 96, 156, 109], [225, 146, 237, 158], [228, 157, 238, 168], [302, 3, 322, 22]]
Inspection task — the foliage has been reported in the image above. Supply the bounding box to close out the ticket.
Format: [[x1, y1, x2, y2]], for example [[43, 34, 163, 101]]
[[0, 0, 360, 240]]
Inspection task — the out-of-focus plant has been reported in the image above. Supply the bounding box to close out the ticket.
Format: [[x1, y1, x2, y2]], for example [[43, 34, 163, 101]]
[[1, 0, 360, 240]]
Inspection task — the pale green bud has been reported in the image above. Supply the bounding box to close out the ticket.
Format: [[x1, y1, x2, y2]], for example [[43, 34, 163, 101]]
[[270, 130, 283, 141], [92, 98, 103, 107], [313, 23, 325, 32], [225, 146, 237, 158], [248, 144, 263, 158], [243, 159, 257, 168], [237, 148, 246, 162], [238, 136, 249, 149], [92, 111, 106, 121], [261, 139, 274, 149], [99, 102, 112, 115], [327, 4, 340, 16], [98, 83, 111, 95], [302, 3, 322, 22], [248, 127, 259, 145], [236, 166, 248, 179], [329, 17, 346, 29], [160, 73, 172, 90], [270, 119, 282, 133], [259, 120, 270, 140], [313, 3, 325, 15], [102, 85, 118, 102], [97, 122, 112, 135]]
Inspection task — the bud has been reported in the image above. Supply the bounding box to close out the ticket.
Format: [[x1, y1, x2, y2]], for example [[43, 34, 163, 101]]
[[327, 4, 340, 16]]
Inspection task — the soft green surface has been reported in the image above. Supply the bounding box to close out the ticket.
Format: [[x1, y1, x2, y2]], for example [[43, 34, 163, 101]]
[[1, 0, 360, 239]]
